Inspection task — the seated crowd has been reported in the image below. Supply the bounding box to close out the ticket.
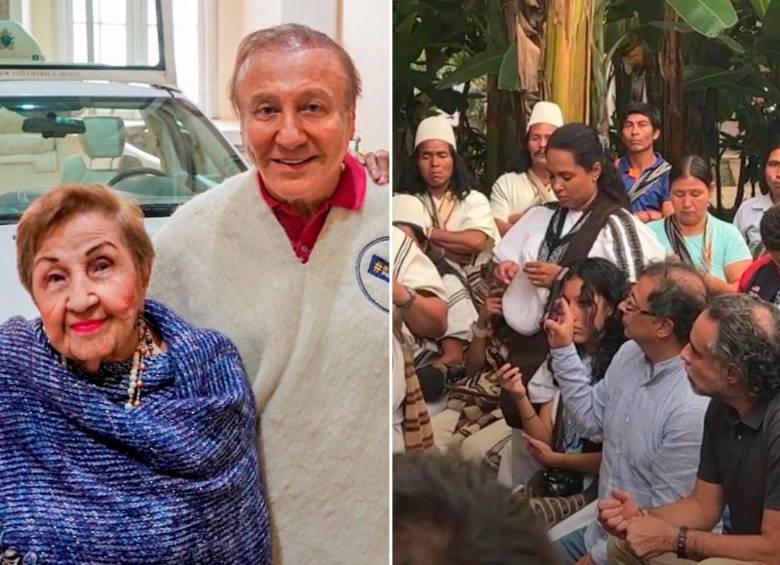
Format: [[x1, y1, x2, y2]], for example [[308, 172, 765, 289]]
[[392, 101, 780, 564]]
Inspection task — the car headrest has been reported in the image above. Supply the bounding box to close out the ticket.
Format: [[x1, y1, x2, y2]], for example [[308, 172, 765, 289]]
[[81, 116, 126, 159]]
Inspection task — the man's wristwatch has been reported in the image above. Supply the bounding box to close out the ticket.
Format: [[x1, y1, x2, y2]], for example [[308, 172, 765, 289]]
[[676, 526, 688, 559], [397, 286, 417, 310]]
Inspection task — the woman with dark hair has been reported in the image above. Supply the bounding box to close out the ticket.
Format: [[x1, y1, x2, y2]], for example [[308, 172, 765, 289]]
[[734, 137, 780, 256], [498, 257, 629, 527], [648, 155, 751, 294], [397, 116, 500, 294], [491, 123, 663, 430]]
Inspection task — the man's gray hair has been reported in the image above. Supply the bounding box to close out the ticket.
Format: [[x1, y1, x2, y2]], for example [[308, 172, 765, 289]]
[[707, 294, 780, 399], [229, 23, 362, 115]]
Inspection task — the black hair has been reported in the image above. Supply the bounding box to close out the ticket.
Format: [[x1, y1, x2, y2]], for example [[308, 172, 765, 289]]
[[398, 145, 480, 201], [393, 453, 561, 565], [706, 294, 780, 400], [759, 136, 780, 194], [393, 222, 427, 247], [639, 261, 709, 345], [620, 102, 662, 131], [562, 258, 629, 382], [760, 205, 780, 252], [507, 129, 533, 173], [547, 123, 630, 210], [669, 155, 713, 188]]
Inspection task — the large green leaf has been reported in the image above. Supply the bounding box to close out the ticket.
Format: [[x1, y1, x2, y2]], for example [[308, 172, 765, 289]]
[[683, 65, 746, 89], [647, 20, 693, 33], [750, 0, 770, 19], [435, 50, 504, 89], [763, 0, 780, 40], [716, 34, 746, 53], [427, 87, 468, 114], [497, 43, 519, 91], [665, 0, 738, 38]]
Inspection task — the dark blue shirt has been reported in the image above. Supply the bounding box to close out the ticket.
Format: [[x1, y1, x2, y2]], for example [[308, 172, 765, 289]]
[[618, 153, 671, 213]]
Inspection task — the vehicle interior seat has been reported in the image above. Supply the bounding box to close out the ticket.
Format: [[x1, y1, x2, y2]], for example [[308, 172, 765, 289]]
[[61, 116, 143, 184], [0, 107, 59, 194]]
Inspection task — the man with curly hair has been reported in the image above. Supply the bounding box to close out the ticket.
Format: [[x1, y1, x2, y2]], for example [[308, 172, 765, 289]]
[[600, 293, 780, 564]]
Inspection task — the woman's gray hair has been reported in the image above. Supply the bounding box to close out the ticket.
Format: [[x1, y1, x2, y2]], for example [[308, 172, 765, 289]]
[[706, 294, 780, 399]]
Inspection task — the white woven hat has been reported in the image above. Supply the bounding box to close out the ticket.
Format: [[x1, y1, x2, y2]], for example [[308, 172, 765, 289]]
[[414, 115, 456, 150], [527, 101, 564, 131], [392, 194, 431, 232]]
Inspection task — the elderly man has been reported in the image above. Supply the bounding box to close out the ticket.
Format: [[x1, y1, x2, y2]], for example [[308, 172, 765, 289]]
[[544, 261, 710, 565], [489, 100, 564, 235], [150, 24, 388, 564], [601, 294, 780, 564]]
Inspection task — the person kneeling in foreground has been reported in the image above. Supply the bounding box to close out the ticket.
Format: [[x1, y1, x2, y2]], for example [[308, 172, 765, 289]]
[[0, 184, 269, 564], [393, 453, 561, 565]]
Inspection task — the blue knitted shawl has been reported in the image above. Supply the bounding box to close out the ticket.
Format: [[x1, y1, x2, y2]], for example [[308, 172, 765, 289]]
[[0, 300, 270, 564]]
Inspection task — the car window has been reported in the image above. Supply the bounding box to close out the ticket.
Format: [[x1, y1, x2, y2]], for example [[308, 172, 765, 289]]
[[0, 95, 246, 223]]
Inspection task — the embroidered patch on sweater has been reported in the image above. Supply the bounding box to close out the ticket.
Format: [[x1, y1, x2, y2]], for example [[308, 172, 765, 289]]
[[368, 254, 389, 282], [356, 236, 389, 313]]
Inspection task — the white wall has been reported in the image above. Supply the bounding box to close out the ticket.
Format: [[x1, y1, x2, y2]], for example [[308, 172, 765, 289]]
[[214, 0, 389, 153], [340, 0, 390, 152]]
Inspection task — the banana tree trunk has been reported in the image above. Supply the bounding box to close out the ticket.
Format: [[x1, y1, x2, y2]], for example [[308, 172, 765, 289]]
[[544, 0, 594, 123], [659, 3, 685, 165]]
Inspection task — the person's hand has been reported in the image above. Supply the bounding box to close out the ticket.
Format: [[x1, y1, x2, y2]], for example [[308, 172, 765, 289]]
[[543, 298, 574, 349], [393, 279, 412, 307], [496, 363, 525, 399], [520, 431, 559, 467], [357, 150, 389, 185], [523, 261, 562, 288], [635, 210, 662, 223], [508, 211, 524, 225], [598, 488, 642, 537], [477, 287, 503, 326], [575, 553, 595, 565], [624, 516, 678, 559], [494, 260, 519, 287]]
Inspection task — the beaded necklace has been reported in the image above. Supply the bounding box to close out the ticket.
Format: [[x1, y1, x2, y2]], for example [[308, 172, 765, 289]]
[[126, 318, 154, 410], [56, 317, 155, 410]]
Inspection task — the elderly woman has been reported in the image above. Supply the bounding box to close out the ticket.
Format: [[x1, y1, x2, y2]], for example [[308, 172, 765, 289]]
[[647, 155, 751, 294], [0, 185, 269, 563]]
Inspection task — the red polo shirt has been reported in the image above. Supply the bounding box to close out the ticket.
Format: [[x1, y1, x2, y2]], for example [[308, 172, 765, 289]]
[[258, 154, 367, 263]]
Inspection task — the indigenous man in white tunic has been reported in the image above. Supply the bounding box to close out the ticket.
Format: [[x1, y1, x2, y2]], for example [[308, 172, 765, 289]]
[[150, 24, 388, 565], [397, 115, 501, 304], [490, 101, 564, 236]]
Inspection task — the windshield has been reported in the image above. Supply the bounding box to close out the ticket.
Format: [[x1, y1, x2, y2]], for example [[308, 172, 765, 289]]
[[0, 1, 164, 69], [0, 95, 245, 223]]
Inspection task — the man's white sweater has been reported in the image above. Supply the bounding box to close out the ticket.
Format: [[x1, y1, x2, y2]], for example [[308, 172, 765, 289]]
[[150, 169, 389, 564]]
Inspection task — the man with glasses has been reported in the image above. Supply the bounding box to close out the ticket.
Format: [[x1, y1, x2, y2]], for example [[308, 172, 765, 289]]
[[601, 293, 780, 564], [544, 261, 710, 565]]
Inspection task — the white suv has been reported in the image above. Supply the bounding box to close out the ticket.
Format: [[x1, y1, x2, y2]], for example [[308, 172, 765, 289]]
[[0, 3, 247, 321]]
